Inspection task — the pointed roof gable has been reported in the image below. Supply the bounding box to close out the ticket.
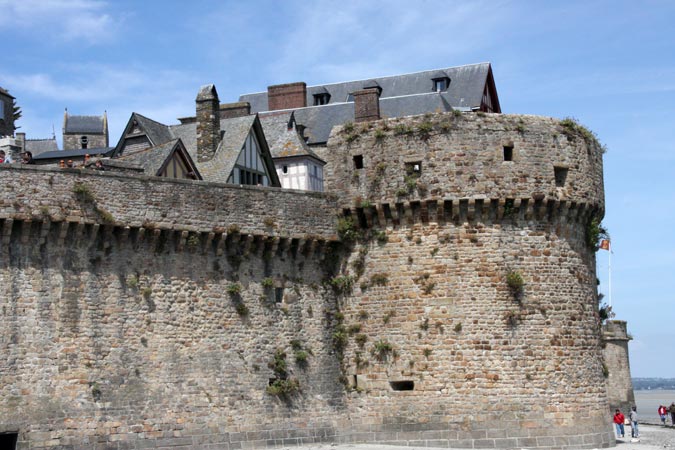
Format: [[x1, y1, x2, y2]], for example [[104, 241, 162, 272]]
[[113, 112, 173, 157], [110, 139, 202, 179], [197, 115, 280, 186], [259, 111, 325, 163]]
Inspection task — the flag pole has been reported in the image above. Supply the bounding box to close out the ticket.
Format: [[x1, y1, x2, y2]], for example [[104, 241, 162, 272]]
[[608, 245, 612, 308]]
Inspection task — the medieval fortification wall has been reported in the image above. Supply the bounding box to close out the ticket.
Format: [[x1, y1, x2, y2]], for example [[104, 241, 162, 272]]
[[0, 112, 613, 449]]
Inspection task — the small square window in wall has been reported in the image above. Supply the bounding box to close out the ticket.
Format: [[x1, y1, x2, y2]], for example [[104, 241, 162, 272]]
[[503, 146, 514, 161], [554, 166, 568, 187], [405, 161, 422, 175], [353, 155, 364, 169], [274, 287, 284, 303]]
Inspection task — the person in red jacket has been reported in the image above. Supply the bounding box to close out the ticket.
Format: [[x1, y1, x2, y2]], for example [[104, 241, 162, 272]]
[[613, 409, 625, 438], [659, 405, 668, 425]]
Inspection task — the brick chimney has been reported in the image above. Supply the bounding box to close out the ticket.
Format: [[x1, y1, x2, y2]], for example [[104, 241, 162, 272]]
[[353, 88, 380, 122], [196, 84, 220, 162], [219, 102, 251, 119], [267, 82, 307, 111]]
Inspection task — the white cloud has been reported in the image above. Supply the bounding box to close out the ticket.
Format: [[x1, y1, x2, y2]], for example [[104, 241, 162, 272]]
[[1, 64, 198, 146], [251, 0, 512, 84], [0, 0, 117, 44]]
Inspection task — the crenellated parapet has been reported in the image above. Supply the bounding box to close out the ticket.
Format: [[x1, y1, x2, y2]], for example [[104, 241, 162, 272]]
[[324, 112, 605, 220], [0, 165, 338, 244]]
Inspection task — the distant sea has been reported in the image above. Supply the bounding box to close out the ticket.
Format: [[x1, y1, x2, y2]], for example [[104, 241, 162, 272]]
[[634, 389, 675, 422]]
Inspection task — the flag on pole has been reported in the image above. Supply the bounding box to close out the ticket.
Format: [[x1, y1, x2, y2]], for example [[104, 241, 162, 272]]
[[599, 239, 610, 251]]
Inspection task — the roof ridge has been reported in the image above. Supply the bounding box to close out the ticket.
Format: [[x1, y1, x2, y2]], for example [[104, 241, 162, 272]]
[[240, 62, 491, 97], [133, 112, 170, 128]]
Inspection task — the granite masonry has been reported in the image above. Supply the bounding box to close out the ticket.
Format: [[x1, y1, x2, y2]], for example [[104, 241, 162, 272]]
[[0, 112, 614, 449]]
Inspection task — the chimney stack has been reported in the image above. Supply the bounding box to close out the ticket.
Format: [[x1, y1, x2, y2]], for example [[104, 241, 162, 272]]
[[219, 102, 251, 119], [196, 84, 220, 162], [267, 82, 307, 111], [353, 88, 380, 122]]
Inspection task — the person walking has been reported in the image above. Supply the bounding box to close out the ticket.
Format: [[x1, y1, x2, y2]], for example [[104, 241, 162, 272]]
[[670, 402, 675, 426], [613, 409, 625, 438], [659, 405, 668, 425], [630, 406, 639, 438]]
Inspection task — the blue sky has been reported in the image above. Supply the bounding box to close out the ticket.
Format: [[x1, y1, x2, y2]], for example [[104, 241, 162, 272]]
[[1, 0, 674, 378]]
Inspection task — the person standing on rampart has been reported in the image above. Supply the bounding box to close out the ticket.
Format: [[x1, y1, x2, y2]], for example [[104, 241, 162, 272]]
[[613, 409, 625, 438]]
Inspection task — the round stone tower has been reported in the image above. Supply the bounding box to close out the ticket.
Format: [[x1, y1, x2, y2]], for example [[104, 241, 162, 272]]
[[324, 112, 613, 448], [602, 320, 635, 414]]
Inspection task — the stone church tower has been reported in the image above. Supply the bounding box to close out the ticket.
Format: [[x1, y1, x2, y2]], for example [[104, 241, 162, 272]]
[[62, 109, 109, 150]]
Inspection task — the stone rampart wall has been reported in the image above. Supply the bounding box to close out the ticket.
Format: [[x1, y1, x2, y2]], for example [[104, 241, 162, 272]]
[[0, 113, 614, 449], [602, 320, 635, 413], [0, 165, 338, 240]]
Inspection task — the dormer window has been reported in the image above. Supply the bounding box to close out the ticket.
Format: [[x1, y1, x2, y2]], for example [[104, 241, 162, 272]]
[[432, 77, 450, 92], [80, 135, 88, 149], [313, 93, 331, 106]]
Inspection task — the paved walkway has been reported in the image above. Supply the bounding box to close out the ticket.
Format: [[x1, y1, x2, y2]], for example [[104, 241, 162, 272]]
[[276, 424, 675, 450]]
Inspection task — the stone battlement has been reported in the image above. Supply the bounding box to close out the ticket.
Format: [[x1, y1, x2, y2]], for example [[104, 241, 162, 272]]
[[0, 111, 614, 450]]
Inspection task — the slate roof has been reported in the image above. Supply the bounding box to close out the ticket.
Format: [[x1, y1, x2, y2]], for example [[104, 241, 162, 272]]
[[111, 139, 202, 179], [196, 115, 258, 183], [64, 115, 106, 134], [33, 147, 114, 161], [114, 113, 279, 186], [115, 139, 179, 175], [259, 112, 324, 163], [24, 138, 59, 156], [240, 62, 493, 113], [282, 91, 454, 145], [239, 62, 497, 144], [133, 113, 174, 147]]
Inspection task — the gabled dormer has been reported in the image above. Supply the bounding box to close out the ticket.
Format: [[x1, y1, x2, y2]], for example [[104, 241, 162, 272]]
[[113, 113, 172, 158]]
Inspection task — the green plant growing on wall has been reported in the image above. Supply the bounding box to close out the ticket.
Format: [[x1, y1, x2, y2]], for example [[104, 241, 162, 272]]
[[560, 117, 607, 153], [332, 325, 348, 353], [95, 206, 114, 224], [73, 183, 95, 202], [586, 217, 609, 251], [142, 287, 152, 299], [186, 234, 200, 248], [355, 334, 368, 348], [454, 322, 463, 333], [347, 323, 362, 335], [234, 302, 249, 317], [227, 283, 242, 296], [90, 382, 102, 402], [452, 109, 462, 118], [506, 270, 524, 299], [419, 318, 429, 331], [393, 123, 412, 136], [371, 339, 393, 361], [266, 349, 300, 399], [383, 310, 395, 324], [330, 275, 354, 295], [227, 224, 240, 234], [263, 217, 276, 228], [126, 275, 139, 289], [337, 216, 358, 242], [358, 310, 369, 320], [370, 273, 389, 286], [343, 121, 355, 133], [423, 348, 433, 358], [294, 350, 309, 368], [374, 129, 386, 141], [417, 121, 433, 140], [261, 277, 274, 289], [375, 230, 388, 244], [601, 362, 609, 378]]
